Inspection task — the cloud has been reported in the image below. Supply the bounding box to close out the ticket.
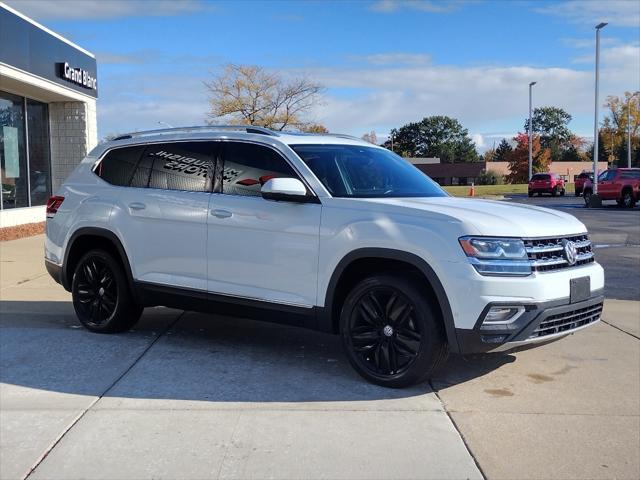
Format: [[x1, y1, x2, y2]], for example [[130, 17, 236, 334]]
[[351, 53, 431, 66], [369, 0, 471, 14], [4, 0, 215, 20], [571, 43, 640, 66], [297, 43, 638, 141], [535, 0, 640, 28]]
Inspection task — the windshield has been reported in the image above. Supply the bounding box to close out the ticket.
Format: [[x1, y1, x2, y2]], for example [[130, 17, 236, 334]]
[[291, 144, 447, 198]]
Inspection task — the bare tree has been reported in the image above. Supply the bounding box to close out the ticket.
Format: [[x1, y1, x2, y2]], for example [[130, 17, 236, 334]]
[[205, 64, 324, 131], [361, 130, 378, 144]]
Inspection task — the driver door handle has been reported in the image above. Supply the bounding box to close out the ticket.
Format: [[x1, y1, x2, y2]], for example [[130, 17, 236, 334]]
[[128, 202, 146, 211], [211, 209, 232, 219]]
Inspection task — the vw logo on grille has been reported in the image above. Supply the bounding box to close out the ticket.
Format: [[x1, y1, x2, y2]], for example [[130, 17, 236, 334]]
[[562, 239, 578, 266]]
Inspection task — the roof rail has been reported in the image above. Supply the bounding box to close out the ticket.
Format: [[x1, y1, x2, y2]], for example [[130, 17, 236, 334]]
[[325, 133, 364, 141], [111, 125, 279, 141]]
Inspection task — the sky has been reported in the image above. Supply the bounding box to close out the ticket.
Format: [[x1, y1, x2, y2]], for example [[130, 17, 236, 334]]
[[6, 0, 640, 150]]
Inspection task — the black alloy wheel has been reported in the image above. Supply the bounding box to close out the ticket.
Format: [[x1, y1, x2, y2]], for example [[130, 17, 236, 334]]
[[74, 255, 117, 326], [341, 275, 447, 388], [72, 250, 142, 333]]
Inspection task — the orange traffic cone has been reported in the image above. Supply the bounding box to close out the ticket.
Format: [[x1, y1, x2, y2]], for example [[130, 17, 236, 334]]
[[469, 183, 475, 197]]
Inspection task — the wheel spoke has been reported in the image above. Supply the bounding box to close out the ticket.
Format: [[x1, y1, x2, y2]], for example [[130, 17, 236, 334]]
[[392, 302, 413, 328], [394, 337, 419, 357], [385, 292, 398, 318], [388, 342, 398, 373], [396, 328, 421, 343], [359, 297, 382, 326]]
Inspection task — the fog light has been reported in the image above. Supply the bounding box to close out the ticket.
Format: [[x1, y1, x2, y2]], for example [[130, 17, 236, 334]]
[[483, 306, 525, 325]]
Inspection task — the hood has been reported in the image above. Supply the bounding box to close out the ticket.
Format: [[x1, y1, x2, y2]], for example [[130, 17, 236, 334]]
[[356, 197, 587, 238]]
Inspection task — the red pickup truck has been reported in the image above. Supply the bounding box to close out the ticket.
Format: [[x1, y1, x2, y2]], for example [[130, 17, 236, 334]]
[[583, 168, 640, 208]]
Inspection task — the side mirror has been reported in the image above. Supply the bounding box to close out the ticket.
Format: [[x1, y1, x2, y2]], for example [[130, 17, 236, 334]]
[[261, 178, 315, 203]]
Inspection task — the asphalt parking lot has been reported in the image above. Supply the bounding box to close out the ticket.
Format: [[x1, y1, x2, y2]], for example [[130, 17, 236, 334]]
[[505, 194, 640, 301], [1, 200, 638, 480]]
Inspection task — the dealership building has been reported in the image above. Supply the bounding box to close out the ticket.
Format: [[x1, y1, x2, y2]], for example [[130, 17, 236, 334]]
[[0, 3, 97, 227]]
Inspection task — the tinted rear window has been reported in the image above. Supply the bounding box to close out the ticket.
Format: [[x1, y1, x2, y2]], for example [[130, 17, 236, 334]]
[[531, 174, 550, 181]]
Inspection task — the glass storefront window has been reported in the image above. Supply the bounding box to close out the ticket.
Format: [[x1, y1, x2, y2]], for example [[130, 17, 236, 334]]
[[0, 91, 28, 209], [27, 99, 51, 206], [0, 90, 51, 209]]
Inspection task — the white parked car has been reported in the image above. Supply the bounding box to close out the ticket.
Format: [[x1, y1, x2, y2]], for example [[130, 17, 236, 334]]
[[45, 126, 605, 387]]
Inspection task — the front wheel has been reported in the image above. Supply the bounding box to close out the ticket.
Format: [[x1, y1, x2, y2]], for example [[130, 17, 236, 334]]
[[72, 249, 143, 333], [340, 274, 447, 388], [551, 187, 558, 197], [560, 188, 565, 196], [583, 189, 592, 206]]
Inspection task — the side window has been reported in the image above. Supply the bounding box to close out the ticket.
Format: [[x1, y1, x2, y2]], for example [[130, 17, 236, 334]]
[[142, 142, 215, 192], [96, 146, 145, 186], [222, 142, 300, 197]]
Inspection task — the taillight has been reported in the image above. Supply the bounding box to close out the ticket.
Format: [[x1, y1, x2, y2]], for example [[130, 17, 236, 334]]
[[46, 196, 65, 218]]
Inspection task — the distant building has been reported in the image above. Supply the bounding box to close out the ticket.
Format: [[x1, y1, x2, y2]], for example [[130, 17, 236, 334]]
[[486, 161, 608, 182]]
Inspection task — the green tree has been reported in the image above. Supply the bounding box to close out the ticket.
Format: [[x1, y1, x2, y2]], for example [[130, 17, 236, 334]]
[[523, 107, 574, 162], [386, 116, 478, 163], [493, 139, 512, 162]]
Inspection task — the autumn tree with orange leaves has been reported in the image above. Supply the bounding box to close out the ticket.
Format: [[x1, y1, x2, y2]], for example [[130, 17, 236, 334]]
[[506, 133, 551, 183]]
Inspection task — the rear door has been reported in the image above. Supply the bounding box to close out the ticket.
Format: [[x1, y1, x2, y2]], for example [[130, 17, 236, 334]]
[[106, 141, 216, 291], [206, 141, 321, 307]]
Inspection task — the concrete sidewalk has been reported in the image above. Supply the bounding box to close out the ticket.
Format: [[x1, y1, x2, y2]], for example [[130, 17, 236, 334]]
[[1, 236, 481, 480], [1, 235, 639, 479]]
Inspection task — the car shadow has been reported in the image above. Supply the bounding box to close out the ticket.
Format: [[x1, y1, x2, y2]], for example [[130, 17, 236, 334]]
[[1, 300, 516, 404]]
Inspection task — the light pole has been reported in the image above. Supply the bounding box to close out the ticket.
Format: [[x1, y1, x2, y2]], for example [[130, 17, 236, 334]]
[[628, 91, 639, 168], [528, 81, 536, 181], [592, 22, 607, 200]]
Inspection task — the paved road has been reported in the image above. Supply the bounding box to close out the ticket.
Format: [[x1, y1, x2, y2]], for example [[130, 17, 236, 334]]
[[1, 229, 638, 480], [505, 194, 640, 301]]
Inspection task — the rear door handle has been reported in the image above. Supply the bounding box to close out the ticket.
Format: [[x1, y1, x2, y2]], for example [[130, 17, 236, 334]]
[[211, 209, 232, 219], [128, 202, 146, 211]]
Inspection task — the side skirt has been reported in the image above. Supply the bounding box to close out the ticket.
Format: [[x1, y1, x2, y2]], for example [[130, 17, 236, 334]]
[[135, 281, 322, 331]]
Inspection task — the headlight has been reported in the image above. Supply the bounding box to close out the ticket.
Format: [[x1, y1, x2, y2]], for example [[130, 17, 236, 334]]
[[459, 237, 531, 276]]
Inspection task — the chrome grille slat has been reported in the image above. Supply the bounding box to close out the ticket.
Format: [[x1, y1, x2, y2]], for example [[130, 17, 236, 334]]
[[529, 302, 603, 339], [524, 234, 595, 272]]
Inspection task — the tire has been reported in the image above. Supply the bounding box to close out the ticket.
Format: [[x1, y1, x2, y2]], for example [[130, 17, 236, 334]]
[[528, 191, 533, 197], [551, 187, 558, 197], [560, 188, 565, 196], [621, 190, 636, 209], [72, 249, 143, 333], [537, 192, 542, 196], [575, 188, 582, 197], [583, 189, 592, 206], [340, 274, 448, 388]]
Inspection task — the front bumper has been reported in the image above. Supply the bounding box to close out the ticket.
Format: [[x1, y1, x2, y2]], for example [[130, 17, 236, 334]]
[[455, 291, 604, 354]]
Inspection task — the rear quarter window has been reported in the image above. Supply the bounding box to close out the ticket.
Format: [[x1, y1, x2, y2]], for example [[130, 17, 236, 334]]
[[96, 146, 146, 186]]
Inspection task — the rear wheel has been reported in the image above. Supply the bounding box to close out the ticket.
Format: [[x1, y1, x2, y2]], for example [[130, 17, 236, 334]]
[[621, 190, 636, 208], [72, 249, 143, 333], [340, 274, 447, 388], [528, 191, 533, 197]]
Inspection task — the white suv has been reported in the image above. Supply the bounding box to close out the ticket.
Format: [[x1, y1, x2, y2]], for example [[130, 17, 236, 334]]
[[45, 126, 605, 387]]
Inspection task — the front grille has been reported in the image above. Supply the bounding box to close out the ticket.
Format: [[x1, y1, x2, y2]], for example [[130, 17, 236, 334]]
[[529, 302, 603, 339], [524, 234, 594, 272]]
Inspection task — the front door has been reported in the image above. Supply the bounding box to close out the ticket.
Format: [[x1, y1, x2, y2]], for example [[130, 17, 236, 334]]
[[206, 141, 321, 307]]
